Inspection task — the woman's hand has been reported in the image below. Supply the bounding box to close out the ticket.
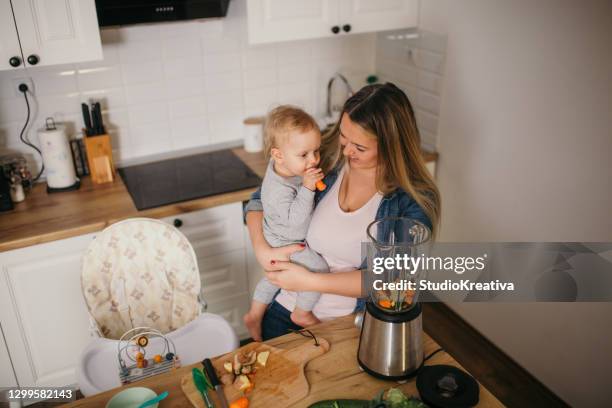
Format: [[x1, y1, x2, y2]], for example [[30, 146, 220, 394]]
[[265, 260, 315, 292], [254, 241, 305, 271]]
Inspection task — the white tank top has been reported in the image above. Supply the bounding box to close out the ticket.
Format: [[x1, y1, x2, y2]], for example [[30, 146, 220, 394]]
[[275, 164, 383, 320]]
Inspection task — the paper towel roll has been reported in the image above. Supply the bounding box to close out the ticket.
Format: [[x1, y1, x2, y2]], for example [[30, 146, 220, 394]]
[[38, 124, 78, 189]]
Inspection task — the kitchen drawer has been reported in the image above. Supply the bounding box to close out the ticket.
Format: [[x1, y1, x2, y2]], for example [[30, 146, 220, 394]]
[[162, 202, 245, 257], [198, 249, 248, 303], [206, 293, 250, 340]]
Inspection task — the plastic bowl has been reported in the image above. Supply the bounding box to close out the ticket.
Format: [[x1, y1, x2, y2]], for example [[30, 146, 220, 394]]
[[105, 387, 158, 408]]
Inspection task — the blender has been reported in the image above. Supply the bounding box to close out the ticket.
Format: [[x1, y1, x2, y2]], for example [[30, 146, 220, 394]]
[[357, 217, 431, 380]]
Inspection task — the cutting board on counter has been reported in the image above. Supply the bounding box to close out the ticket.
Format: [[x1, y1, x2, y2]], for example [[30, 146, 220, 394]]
[[181, 337, 330, 407]]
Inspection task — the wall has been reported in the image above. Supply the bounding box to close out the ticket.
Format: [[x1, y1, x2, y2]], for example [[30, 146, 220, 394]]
[[375, 28, 447, 151], [420, 0, 612, 406], [0, 0, 375, 171]]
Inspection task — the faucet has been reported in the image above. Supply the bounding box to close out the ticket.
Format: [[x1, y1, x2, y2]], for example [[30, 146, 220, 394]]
[[326, 73, 354, 118]]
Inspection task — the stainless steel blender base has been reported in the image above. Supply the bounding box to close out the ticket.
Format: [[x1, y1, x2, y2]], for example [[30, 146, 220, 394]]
[[357, 302, 424, 379]]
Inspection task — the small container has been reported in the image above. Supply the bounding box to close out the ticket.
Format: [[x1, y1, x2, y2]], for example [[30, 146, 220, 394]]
[[243, 116, 264, 153]]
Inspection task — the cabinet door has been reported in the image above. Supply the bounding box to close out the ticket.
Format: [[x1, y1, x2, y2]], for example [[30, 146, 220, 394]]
[[339, 0, 418, 35], [0, 0, 24, 71], [0, 323, 18, 389], [0, 233, 95, 388], [247, 0, 340, 44], [10, 0, 102, 68]]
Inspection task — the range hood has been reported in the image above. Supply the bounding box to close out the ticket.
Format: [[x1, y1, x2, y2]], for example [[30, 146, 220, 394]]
[[95, 0, 230, 27]]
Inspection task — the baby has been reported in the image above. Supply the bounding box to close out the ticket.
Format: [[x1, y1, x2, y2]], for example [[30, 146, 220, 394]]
[[243, 105, 329, 341]]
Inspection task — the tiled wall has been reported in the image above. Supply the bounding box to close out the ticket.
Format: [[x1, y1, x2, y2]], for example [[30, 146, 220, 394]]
[[375, 28, 447, 151], [0, 0, 375, 171]]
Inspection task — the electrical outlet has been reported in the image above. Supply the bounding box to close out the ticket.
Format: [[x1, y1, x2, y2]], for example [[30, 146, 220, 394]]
[[13, 77, 34, 97]]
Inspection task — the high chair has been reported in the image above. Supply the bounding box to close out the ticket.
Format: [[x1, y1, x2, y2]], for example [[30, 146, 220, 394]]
[[76, 218, 238, 396]]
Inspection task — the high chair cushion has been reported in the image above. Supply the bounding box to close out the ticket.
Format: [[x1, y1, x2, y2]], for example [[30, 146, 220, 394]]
[[81, 218, 201, 339]]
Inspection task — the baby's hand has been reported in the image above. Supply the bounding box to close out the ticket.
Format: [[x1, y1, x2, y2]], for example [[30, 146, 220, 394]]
[[302, 167, 324, 191]]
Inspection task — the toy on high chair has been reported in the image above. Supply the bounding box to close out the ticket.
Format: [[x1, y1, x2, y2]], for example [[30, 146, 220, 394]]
[[117, 327, 181, 385]]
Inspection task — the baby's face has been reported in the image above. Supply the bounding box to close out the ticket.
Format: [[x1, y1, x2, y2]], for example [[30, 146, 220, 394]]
[[278, 128, 321, 176]]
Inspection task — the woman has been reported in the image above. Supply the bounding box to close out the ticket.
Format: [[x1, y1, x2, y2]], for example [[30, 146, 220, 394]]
[[244, 83, 441, 340]]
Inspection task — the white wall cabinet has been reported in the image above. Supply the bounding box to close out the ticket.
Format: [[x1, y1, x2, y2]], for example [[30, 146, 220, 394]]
[[0, 202, 251, 392], [0, 0, 102, 71], [247, 0, 418, 44]]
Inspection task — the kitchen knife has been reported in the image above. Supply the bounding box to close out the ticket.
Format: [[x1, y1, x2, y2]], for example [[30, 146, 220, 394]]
[[90, 103, 99, 135], [81, 103, 92, 136], [94, 102, 106, 135], [203, 358, 228, 408], [192, 368, 213, 408]]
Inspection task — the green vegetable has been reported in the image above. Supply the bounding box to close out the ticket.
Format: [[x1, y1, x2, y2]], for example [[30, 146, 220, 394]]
[[308, 388, 427, 408], [308, 400, 370, 408], [385, 388, 428, 408]]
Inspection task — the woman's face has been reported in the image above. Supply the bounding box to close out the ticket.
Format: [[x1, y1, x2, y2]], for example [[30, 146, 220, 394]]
[[339, 113, 378, 170]]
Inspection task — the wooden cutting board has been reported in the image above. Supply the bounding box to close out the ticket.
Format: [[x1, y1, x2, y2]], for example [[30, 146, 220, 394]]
[[181, 337, 330, 407]]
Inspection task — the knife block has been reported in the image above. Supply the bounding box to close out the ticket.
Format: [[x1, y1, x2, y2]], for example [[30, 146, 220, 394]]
[[83, 134, 115, 184]]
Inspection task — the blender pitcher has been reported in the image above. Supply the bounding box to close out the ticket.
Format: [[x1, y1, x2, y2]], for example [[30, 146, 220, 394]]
[[366, 217, 431, 312], [358, 217, 432, 380]]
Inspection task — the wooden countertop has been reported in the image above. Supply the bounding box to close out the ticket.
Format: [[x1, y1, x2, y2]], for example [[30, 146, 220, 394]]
[[62, 314, 503, 408], [0, 148, 438, 253]]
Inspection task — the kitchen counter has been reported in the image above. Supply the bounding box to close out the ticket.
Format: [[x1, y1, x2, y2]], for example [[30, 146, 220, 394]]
[[0, 148, 438, 252], [62, 314, 503, 408]]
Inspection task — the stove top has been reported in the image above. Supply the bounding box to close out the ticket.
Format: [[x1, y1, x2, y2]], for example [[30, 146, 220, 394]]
[[119, 149, 262, 210]]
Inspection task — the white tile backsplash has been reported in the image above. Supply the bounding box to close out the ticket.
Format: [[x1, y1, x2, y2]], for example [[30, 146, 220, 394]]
[[1, 2, 377, 168], [376, 28, 447, 151]]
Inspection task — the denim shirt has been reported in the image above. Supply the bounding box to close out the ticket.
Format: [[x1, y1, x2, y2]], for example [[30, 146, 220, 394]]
[[243, 164, 433, 312]]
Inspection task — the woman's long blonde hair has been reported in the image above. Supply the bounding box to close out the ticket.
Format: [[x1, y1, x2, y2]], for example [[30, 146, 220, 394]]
[[320, 83, 441, 236]]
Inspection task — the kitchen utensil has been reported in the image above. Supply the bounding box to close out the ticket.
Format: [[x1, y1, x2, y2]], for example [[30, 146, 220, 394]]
[[105, 387, 158, 408], [181, 338, 330, 408], [37, 117, 80, 192], [94, 102, 106, 135], [90, 103, 99, 135], [137, 391, 168, 408], [82, 103, 93, 136], [357, 217, 431, 380], [203, 357, 228, 408], [416, 365, 479, 408], [192, 368, 213, 408]]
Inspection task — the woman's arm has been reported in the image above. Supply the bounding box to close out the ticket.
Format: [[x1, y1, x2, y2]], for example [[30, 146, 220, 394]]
[[245, 210, 304, 269], [265, 261, 363, 298]]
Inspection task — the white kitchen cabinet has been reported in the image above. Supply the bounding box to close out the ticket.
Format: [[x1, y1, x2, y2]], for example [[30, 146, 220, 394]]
[[0, 0, 24, 71], [339, 0, 418, 35], [0, 233, 96, 389], [0, 323, 18, 389], [0, 202, 252, 390], [0, 0, 102, 71], [161, 202, 250, 338], [247, 0, 418, 44]]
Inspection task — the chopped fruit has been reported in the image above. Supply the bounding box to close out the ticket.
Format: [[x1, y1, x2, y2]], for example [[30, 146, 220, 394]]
[[316, 180, 326, 191], [229, 396, 249, 408], [256, 351, 270, 366], [236, 374, 251, 392], [245, 350, 257, 365], [224, 361, 233, 373], [233, 354, 242, 375], [221, 373, 234, 385], [378, 299, 392, 309]]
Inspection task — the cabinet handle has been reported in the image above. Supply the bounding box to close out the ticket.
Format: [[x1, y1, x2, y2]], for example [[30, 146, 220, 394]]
[[27, 54, 39, 65], [343, 24, 351, 33], [173, 218, 183, 228], [331, 25, 340, 34], [9, 56, 21, 67]]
